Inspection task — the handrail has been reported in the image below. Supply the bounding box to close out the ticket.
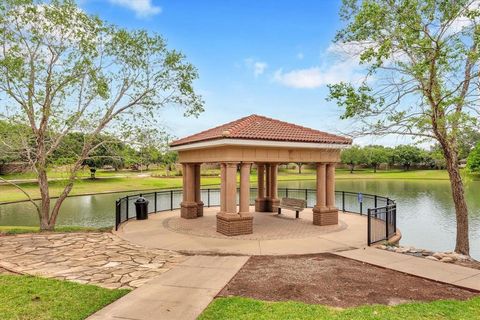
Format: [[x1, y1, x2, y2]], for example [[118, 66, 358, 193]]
[[115, 187, 396, 246]]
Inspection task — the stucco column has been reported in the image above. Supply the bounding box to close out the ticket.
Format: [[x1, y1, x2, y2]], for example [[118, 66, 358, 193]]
[[217, 161, 253, 236], [269, 163, 279, 211], [312, 162, 338, 226], [315, 163, 326, 209], [180, 163, 197, 219], [255, 163, 267, 212], [182, 163, 187, 202], [265, 163, 271, 199], [220, 163, 226, 213], [239, 162, 252, 215], [326, 163, 336, 209], [225, 162, 238, 214], [194, 163, 204, 217]]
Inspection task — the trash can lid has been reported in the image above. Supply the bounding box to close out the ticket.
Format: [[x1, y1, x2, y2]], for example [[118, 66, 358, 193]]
[[135, 197, 149, 203]]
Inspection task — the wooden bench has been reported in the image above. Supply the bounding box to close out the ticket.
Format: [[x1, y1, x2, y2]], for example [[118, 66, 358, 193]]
[[274, 198, 307, 218]]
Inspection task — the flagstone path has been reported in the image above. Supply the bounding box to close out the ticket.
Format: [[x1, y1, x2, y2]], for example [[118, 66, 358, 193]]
[[0, 232, 186, 289]]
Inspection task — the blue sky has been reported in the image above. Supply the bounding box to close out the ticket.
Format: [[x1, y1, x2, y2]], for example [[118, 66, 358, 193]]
[[81, 0, 412, 146]]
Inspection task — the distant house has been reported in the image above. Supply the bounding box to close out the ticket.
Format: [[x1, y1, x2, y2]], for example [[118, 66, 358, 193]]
[[459, 159, 467, 169]]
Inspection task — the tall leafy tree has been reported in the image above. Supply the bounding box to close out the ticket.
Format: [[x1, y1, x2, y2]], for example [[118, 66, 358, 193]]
[[364, 145, 388, 173], [0, 0, 203, 230], [394, 145, 424, 170], [467, 142, 480, 173], [328, 0, 480, 255], [341, 145, 366, 173]]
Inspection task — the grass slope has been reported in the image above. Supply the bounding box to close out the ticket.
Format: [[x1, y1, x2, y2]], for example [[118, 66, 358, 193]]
[[199, 296, 480, 320], [0, 225, 110, 235], [0, 274, 129, 320], [0, 169, 456, 203]]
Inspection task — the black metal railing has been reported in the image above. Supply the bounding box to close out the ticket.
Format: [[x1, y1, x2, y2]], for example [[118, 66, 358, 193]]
[[115, 188, 396, 245], [367, 201, 397, 245]]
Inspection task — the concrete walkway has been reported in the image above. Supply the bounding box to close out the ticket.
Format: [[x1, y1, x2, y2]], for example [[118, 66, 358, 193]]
[[335, 247, 480, 291], [88, 255, 249, 320]]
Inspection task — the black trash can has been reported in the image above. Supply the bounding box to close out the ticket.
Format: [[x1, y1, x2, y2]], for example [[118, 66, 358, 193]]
[[134, 197, 149, 220]]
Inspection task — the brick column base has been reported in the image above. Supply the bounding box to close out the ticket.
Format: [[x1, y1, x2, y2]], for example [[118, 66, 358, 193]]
[[216, 213, 253, 236], [196, 202, 204, 217], [255, 198, 268, 212], [312, 206, 338, 226], [180, 202, 198, 219]]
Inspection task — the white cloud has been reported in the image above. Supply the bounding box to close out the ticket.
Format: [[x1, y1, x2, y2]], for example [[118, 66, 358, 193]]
[[273, 44, 366, 89], [296, 52, 304, 60], [244, 58, 268, 77], [108, 0, 161, 18]]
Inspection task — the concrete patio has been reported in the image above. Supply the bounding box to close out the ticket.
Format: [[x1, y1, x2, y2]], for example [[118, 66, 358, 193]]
[[115, 206, 368, 255]]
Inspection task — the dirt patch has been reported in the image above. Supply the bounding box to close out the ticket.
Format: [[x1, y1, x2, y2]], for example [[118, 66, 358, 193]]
[[218, 253, 478, 308]]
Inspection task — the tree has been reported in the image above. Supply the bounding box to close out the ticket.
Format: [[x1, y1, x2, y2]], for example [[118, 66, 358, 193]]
[[458, 127, 480, 159], [341, 145, 366, 173], [0, 1, 203, 231], [467, 142, 480, 173], [363, 145, 388, 173], [394, 145, 423, 171], [429, 145, 447, 169], [133, 128, 169, 171], [328, 0, 479, 255], [296, 162, 304, 174]]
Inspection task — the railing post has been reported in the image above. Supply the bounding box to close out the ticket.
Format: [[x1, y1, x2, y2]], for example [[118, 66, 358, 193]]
[[360, 201, 363, 215], [385, 205, 390, 240], [154, 191, 158, 212], [393, 204, 397, 233], [115, 200, 119, 231], [367, 208, 372, 246], [126, 196, 129, 220], [374, 195, 377, 208], [170, 190, 174, 211], [342, 191, 345, 212], [207, 188, 210, 207], [305, 189, 308, 202]]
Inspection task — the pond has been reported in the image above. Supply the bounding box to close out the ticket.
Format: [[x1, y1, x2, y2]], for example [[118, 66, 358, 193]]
[[0, 179, 479, 259]]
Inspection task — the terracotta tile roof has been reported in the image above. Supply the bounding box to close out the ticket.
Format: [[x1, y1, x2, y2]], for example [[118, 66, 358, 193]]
[[170, 114, 352, 147]]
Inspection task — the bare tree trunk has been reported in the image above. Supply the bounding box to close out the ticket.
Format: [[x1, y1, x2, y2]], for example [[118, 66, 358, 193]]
[[298, 163, 302, 174], [37, 168, 53, 231], [350, 163, 354, 173], [445, 156, 470, 255]]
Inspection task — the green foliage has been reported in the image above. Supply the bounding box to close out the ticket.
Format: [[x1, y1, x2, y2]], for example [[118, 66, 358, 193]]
[[394, 145, 424, 171], [0, 274, 129, 320], [467, 142, 480, 173], [363, 145, 388, 172], [340, 145, 366, 172], [199, 296, 480, 320]]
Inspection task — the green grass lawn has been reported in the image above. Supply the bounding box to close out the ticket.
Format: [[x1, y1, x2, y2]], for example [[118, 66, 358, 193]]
[[0, 168, 459, 203], [0, 225, 111, 235], [0, 274, 129, 320], [199, 297, 480, 320]]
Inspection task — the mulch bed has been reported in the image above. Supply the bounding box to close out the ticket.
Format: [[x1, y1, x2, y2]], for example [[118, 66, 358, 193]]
[[218, 253, 479, 308]]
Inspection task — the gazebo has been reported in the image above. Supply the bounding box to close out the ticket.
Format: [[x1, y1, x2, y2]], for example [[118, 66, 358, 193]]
[[170, 114, 352, 236]]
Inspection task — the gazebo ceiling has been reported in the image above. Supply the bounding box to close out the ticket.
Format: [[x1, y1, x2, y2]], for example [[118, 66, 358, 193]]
[[170, 114, 352, 150]]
